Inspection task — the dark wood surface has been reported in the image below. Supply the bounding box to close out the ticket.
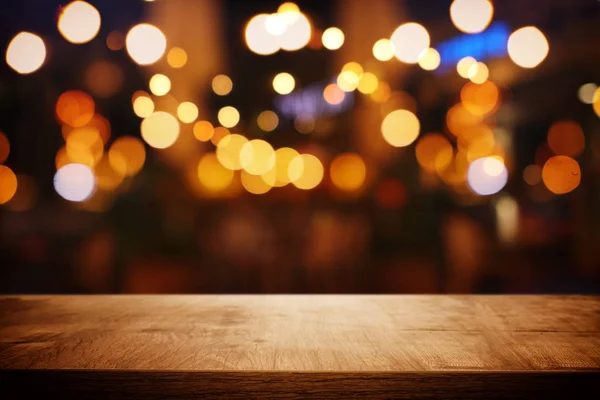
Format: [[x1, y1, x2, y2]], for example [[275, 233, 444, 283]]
[[1, 295, 599, 399]]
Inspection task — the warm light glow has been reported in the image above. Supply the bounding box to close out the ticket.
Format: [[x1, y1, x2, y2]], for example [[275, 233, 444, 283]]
[[457, 56, 477, 78], [217, 106, 240, 128], [216, 134, 249, 171], [106, 31, 124, 51], [593, 88, 600, 118], [167, 47, 187, 68], [257, 110, 279, 132], [133, 96, 154, 118], [322, 27, 344, 50], [288, 154, 324, 190], [450, 0, 494, 34], [245, 14, 279, 56], [66, 126, 104, 166], [337, 71, 360, 92], [273, 147, 300, 186], [84, 60, 123, 98], [390, 23, 430, 64], [468, 62, 489, 84], [0, 165, 18, 204], [294, 114, 315, 134], [330, 153, 366, 192], [240, 139, 276, 175], [279, 12, 311, 51], [547, 120, 585, 157], [381, 109, 420, 147], [0, 132, 10, 164], [370, 81, 391, 103], [357, 73, 379, 94], [265, 13, 287, 36], [418, 48, 441, 71], [376, 179, 407, 210], [109, 136, 145, 177], [197, 153, 234, 192], [242, 170, 273, 195], [177, 102, 199, 124], [58, 1, 101, 44], [94, 157, 125, 190], [278, 2, 299, 14], [149, 74, 171, 96], [467, 157, 508, 195], [416, 133, 453, 172], [126, 23, 167, 65], [6, 32, 46, 74], [54, 163, 96, 202], [460, 81, 500, 116], [273, 72, 295, 95], [212, 74, 233, 96], [523, 164, 542, 186], [193, 121, 214, 142], [446, 104, 482, 136], [56, 90, 95, 128], [578, 83, 597, 105], [372, 39, 395, 61], [507, 26, 549, 68], [323, 84, 346, 104], [4, 174, 36, 211], [542, 156, 580, 194], [211, 127, 230, 146], [141, 111, 180, 149]]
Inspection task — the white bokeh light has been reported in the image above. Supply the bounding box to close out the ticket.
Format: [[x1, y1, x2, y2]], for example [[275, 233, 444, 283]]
[[467, 157, 508, 196], [54, 163, 96, 202]]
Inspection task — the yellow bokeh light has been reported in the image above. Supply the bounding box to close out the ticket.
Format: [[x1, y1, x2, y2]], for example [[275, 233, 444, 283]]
[[0, 165, 18, 204], [523, 164, 542, 186], [273, 72, 295, 95], [457, 56, 477, 78], [450, 0, 494, 34], [216, 134, 249, 171], [193, 121, 214, 142], [288, 154, 324, 190], [217, 106, 240, 128], [460, 80, 500, 116], [370, 81, 391, 103], [593, 88, 600, 117], [56, 90, 95, 127], [468, 62, 489, 84], [126, 23, 167, 65], [56, 145, 94, 170], [322, 27, 344, 50], [372, 38, 395, 61], [446, 104, 483, 136], [337, 71, 360, 92], [141, 111, 180, 149], [177, 102, 199, 124], [330, 153, 366, 192], [273, 147, 300, 186], [167, 47, 187, 68], [6, 32, 46, 74], [109, 136, 146, 177], [507, 26, 549, 69], [357, 72, 379, 94], [0, 132, 10, 164], [418, 48, 441, 71], [197, 152, 234, 192], [416, 133, 454, 172], [211, 127, 230, 146], [257, 110, 279, 132], [342, 61, 364, 76], [390, 23, 430, 64], [66, 126, 104, 165], [381, 109, 420, 147], [149, 74, 171, 96], [58, 1, 101, 44], [133, 96, 154, 118], [547, 120, 585, 157], [94, 157, 124, 191], [212, 74, 233, 96], [323, 84, 345, 104], [240, 139, 276, 175], [578, 83, 597, 105], [542, 156, 581, 194], [241, 170, 273, 195]]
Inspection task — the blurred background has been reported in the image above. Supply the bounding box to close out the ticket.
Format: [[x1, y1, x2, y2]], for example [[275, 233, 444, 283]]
[[0, 0, 599, 294]]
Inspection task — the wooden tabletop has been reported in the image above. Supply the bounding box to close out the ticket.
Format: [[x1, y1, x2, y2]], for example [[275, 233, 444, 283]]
[[1, 295, 599, 399]]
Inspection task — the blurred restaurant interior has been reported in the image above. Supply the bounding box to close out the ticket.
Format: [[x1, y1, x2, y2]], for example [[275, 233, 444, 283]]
[[0, 0, 599, 294]]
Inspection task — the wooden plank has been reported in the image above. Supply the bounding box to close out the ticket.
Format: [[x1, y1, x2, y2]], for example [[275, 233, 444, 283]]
[[1, 295, 599, 399]]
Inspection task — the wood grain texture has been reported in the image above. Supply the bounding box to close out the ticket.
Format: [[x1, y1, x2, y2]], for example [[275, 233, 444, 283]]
[[1, 295, 599, 399]]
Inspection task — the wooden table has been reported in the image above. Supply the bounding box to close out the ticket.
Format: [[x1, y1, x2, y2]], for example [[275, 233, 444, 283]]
[[1, 295, 599, 399]]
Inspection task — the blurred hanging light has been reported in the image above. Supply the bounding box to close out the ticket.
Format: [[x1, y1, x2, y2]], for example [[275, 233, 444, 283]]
[[58, 1, 101, 44], [357, 73, 379, 94], [456, 56, 477, 78], [578, 83, 597, 104], [84, 60, 124, 98], [522, 165, 542, 186], [245, 14, 280, 55], [330, 153, 366, 192], [193, 121, 214, 142], [418, 48, 441, 71], [108, 136, 146, 177], [240, 139, 276, 175], [467, 157, 508, 195], [149, 74, 171, 96], [5, 32, 46, 74], [242, 170, 273, 195], [141, 111, 180, 149], [212, 74, 233, 96], [468, 62, 489, 84], [126, 23, 167, 65], [416, 133, 454, 172], [167, 47, 187, 68], [507, 26, 549, 68], [197, 153, 235, 193], [0, 132, 10, 164], [322, 27, 344, 50], [288, 154, 324, 190], [542, 156, 580, 194], [594, 88, 600, 117], [273, 147, 300, 186], [381, 109, 420, 147], [278, 11, 311, 51], [323, 84, 346, 104], [257, 110, 279, 132], [460, 81, 500, 116], [133, 95, 154, 118], [217, 106, 240, 128], [547, 121, 585, 157], [56, 90, 95, 127], [177, 102, 199, 124], [450, 0, 494, 34], [273, 72, 295, 94], [0, 165, 18, 204], [372, 39, 395, 61], [54, 163, 96, 202], [216, 134, 249, 171], [390, 23, 430, 64]]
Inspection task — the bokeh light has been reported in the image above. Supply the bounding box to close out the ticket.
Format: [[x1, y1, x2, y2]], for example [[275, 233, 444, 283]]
[[58, 1, 101, 44], [593, 88, 600, 117], [523, 164, 542, 186], [278, 11, 311, 51], [323, 83, 346, 104], [446, 103, 483, 136], [418, 48, 441, 71], [257, 110, 279, 132], [468, 62, 489, 84], [216, 134, 249, 171], [197, 152, 234, 192], [337, 71, 360, 92], [542, 156, 580, 194], [330, 153, 366, 192], [149, 74, 171, 96], [66, 126, 104, 166], [370, 81, 391, 103], [133, 95, 154, 118], [241, 170, 273, 195], [547, 120, 585, 157], [578, 83, 597, 104], [54, 163, 96, 202], [372, 39, 395, 61], [211, 127, 230, 146], [177, 102, 199, 124], [212, 74, 233, 96], [357, 73, 379, 94], [273, 72, 295, 95], [109, 136, 146, 177], [245, 14, 279, 56], [273, 147, 300, 186], [457, 56, 477, 78], [289, 154, 324, 190], [507, 26, 549, 69], [94, 157, 125, 191], [294, 114, 315, 134], [0, 132, 10, 164], [390, 23, 430, 64], [460, 81, 500, 116], [322, 27, 344, 50], [141, 111, 180, 149], [85, 60, 123, 99], [106, 31, 124, 51], [167, 47, 187, 68], [0, 165, 18, 204], [416, 133, 454, 172], [5, 175, 36, 212], [126, 23, 167, 65], [193, 121, 214, 142], [467, 157, 508, 195], [240, 139, 276, 175], [450, 0, 494, 34], [381, 109, 420, 147], [6, 32, 46, 74], [217, 106, 240, 128], [56, 90, 95, 128]]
